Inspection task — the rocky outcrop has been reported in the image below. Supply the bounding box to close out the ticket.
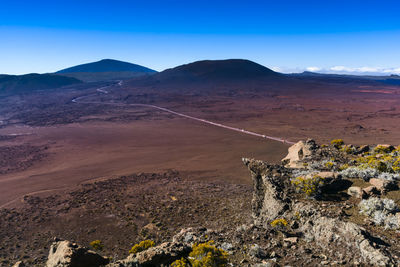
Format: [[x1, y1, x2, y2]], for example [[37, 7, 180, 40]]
[[243, 140, 397, 266], [109, 241, 190, 267], [242, 158, 291, 228], [295, 202, 392, 266], [281, 139, 318, 168], [46, 240, 109, 267]]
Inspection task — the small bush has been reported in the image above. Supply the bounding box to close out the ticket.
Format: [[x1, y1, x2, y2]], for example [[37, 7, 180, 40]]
[[393, 159, 400, 173], [359, 197, 399, 230], [90, 240, 104, 251], [270, 218, 288, 228], [129, 240, 155, 254], [291, 175, 325, 196], [324, 161, 334, 169], [339, 163, 350, 171], [173, 241, 228, 267], [171, 258, 189, 267], [374, 145, 394, 154], [378, 172, 400, 181], [339, 167, 378, 181], [331, 139, 344, 148], [341, 145, 356, 154]]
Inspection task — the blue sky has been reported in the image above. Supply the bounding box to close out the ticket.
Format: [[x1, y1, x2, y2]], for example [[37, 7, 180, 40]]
[[1, 0, 400, 75]]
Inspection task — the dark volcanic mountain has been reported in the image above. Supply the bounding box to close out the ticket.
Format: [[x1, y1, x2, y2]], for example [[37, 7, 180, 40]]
[[56, 59, 157, 82], [0, 73, 82, 93], [155, 59, 280, 82], [126, 59, 288, 93]]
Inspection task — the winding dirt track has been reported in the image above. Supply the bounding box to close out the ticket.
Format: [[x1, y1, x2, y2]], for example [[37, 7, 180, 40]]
[[73, 82, 295, 145]]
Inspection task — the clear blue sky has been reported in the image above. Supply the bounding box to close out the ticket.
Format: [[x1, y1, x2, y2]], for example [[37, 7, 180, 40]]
[[1, 0, 400, 75]]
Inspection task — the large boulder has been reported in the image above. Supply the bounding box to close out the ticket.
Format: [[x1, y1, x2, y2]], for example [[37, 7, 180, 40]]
[[281, 139, 318, 168], [46, 240, 109, 267], [242, 158, 291, 228]]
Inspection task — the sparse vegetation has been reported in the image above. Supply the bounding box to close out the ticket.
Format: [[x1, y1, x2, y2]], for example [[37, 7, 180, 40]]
[[270, 218, 288, 228], [89, 240, 104, 251], [171, 241, 228, 267], [331, 139, 344, 148], [171, 257, 189, 267], [291, 175, 325, 196], [324, 161, 334, 169], [359, 197, 399, 230], [129, 240, 155, 254]]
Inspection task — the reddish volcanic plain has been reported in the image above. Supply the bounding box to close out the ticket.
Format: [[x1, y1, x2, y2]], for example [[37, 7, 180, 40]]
[[1, 60, 400, 264]]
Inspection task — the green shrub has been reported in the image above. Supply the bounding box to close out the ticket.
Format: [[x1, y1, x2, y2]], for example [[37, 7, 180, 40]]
[[171, 258, 189, 267], [324, 161, 334, 169], [90, 240, 104, 251], [189, 241, 228, 267], [171, 241, 228, 267], [291, 175, 325, 196], [340, 145, 354, 154], [129, 240, 155, 254], [374, 145, 394, 154], [270, 218, 288, 228], [393, 159, 400, 173], [331, 139, 344, 148]]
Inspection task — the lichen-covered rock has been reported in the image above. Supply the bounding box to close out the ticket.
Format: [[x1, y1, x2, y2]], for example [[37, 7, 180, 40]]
[[46, 240, 109, 267], [242, 158, 291, 228], [295, 202, 393, 266]]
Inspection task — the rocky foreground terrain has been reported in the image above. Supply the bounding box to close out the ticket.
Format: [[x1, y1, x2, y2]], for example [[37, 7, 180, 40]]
[[6, 139, 400, 266]]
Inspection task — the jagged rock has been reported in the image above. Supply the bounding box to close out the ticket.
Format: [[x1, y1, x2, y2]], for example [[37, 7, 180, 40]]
[[46, 240, 109, 267], [347, 186, 364, 198], [242, 158, 291, 227], [281, 139, 318, 168], [295, 202, 393, 266], [12, 261, 25, 267], [109, 241, 191, 267]]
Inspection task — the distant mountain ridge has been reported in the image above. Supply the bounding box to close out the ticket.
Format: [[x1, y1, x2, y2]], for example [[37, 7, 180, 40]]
[[292, 71, 400, 85], [57, 59, 156, 74], [0, 73, 81, 93], [56, 59, 157, 82]]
